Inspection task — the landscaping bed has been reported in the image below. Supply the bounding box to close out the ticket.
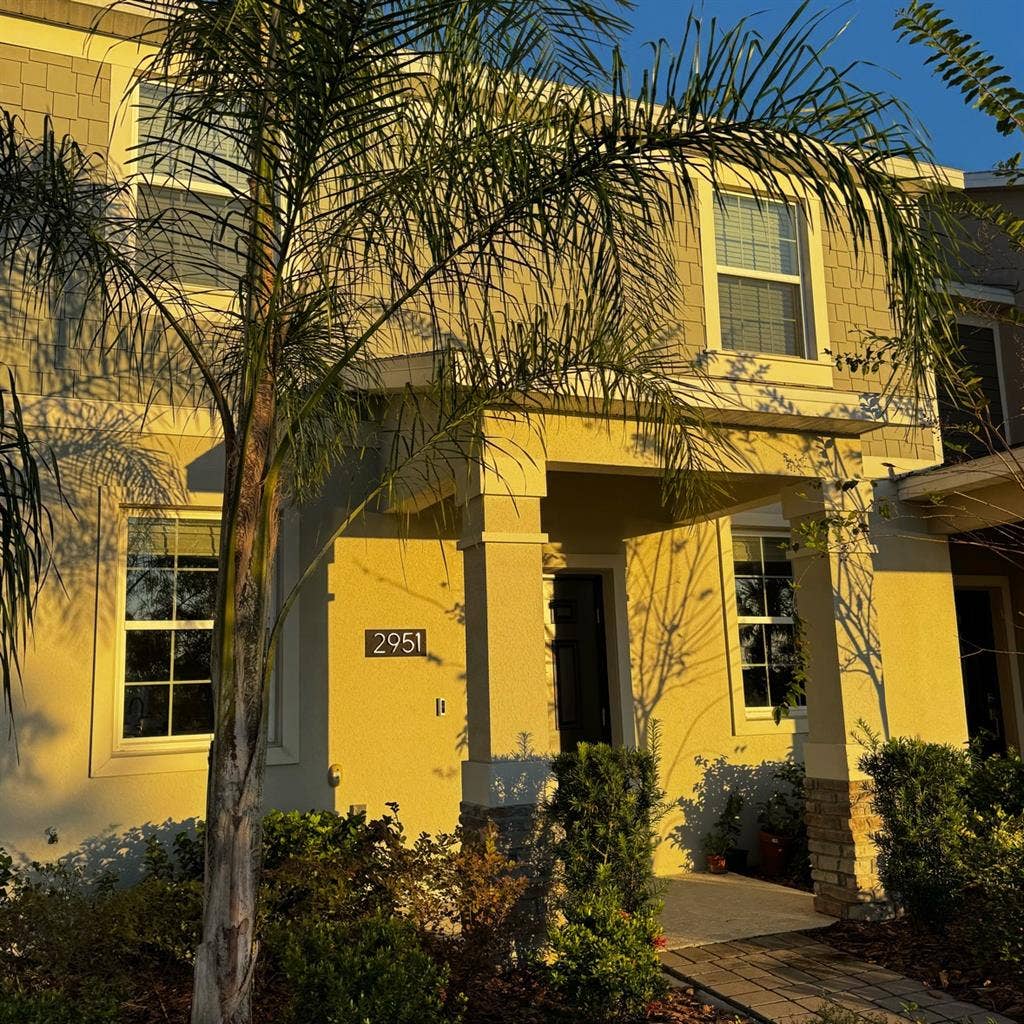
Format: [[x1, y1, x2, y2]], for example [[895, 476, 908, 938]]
[[815, 919, 1024, 1022], [451, 972, 747, 1024], [0, 743, 681, 1024]]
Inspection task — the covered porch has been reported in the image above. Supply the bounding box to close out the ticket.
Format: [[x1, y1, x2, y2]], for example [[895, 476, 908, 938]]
[[432, 407, 969, 919]]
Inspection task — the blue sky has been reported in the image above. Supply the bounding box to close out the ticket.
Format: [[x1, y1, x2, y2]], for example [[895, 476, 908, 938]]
[[615, 1, 1024, 171]]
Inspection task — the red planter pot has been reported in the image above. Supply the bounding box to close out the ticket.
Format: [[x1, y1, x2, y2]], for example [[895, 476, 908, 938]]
[[706, 853, 727, 874], [758, 830, 792, 877]]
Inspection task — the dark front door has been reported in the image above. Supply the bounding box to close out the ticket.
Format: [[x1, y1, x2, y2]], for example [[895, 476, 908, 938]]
[[549, 574, 612, 753], [954, 586, 1007, 755]]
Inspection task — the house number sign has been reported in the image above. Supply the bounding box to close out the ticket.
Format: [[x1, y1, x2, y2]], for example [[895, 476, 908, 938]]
[[364, 629, 427, 657]]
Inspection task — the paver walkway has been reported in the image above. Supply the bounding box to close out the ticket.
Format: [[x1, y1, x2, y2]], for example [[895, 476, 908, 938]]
[[661, 931, 1016, 1024], [661, 874, 833, 948]]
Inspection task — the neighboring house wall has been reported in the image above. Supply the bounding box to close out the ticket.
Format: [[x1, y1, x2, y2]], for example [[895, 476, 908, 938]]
[[954, 180, 1024, 446]]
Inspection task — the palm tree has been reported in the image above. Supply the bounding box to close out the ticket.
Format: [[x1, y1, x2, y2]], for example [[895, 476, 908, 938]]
[[0, 2, 956, 1021]]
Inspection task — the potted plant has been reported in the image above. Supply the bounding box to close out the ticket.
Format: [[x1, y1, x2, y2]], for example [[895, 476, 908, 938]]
[[756, 762, 807, 878], [703, 791, 746, 874], [702, 828, 729, 873], [720, 792, 749, 872]]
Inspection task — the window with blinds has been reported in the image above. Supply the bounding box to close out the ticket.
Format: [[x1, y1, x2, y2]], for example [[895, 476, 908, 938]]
[[714, 192, 806, 358], [134, 83, 248, 288]]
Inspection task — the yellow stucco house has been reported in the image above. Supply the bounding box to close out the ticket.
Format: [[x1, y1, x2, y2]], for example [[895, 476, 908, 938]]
[[1, 1, 1021, 923]]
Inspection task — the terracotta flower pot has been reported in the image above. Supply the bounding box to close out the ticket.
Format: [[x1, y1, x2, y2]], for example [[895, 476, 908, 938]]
[[706, 853, 727, 874], [758, 830, 791, 877]]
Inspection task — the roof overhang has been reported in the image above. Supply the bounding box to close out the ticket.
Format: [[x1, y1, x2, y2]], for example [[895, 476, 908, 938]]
[[898, 449, 1024, 534]]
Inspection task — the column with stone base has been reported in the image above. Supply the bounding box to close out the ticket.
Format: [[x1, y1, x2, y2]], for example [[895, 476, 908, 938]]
[[781, 480, 888, 920], [803, 777, 885, 919], [457, 433, 555, 864]]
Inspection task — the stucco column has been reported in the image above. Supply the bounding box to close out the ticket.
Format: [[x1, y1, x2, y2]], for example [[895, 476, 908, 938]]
[[781, 480, 888, 920], [457, 430, 553, 856]]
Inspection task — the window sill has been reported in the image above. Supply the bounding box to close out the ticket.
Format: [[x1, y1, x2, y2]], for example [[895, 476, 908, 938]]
[[697, 349, 834, 390], [91, 740, 298, 777], [732, 708, 809, 737], [92, 744, 211, 777]]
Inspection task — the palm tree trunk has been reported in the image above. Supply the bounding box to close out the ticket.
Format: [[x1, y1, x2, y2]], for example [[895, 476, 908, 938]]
[[191, 379, 280, 1024]]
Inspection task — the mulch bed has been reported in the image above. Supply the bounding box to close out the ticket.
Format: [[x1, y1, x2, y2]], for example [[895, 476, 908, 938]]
[[648, 984, 748, 1023], [463, 970, 747, 1023], [813, 919, 1024, 1022]]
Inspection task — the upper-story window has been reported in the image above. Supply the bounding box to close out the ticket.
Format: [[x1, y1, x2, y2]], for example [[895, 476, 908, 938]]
[[732, 533, 803, 715], [714, 192, 806, 358], [121, 516, 217, 740], [134, 82, 248, 288]]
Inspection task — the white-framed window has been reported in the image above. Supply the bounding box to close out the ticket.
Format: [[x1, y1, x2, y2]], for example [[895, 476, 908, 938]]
[[133, 81, 248, 288], [714, 192, 807, 358], [120, 515, 218, 741], [731, 533, 803, 714]]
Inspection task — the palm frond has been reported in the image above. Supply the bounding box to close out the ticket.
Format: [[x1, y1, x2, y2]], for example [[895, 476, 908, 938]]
[[0, 373, 61, 739], [896, 0, 1023, 177]]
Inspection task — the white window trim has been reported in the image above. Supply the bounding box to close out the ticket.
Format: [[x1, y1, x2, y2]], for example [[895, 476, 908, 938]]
[[697, 173, 833, 389], [116, 511, 218, 754], [90, 500, 300, 777], [717, 521, 807, 737], [954, 315, 1013, 446], [106, 74, 242, 305]]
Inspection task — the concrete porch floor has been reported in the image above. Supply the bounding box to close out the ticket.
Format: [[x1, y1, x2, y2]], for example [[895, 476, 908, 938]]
[[661, 873, 835, 949]]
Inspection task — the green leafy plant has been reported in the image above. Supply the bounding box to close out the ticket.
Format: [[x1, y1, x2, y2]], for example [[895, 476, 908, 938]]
[[959, 808, 1024, 970], [860, 737, 1024, 971], [279, 914, 455, 1024], [0, 807, 528, 1023], [756, 761, 806, 839], [547, 868, 665, 1024], [858, 736, 971, 929], [546, 740, 667, 1021], [0, 986, 120, 1024], [547, 740, 666, 916], [704, 791, 744, 857]]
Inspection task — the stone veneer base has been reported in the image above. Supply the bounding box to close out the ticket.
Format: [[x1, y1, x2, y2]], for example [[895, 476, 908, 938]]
[[804, 777, 892, 921]]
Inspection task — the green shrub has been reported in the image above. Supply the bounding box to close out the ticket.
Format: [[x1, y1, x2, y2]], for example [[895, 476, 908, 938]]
[[0, 985, 120, 1024], [546, 741, 666, 1022], [547, 869, 665, 1023], [279, 913, 455, 1024], [262, 808, 370, 869], [968, 746, 1024, 818], [547, 741, 665, 915], [0, 807, 528, 1023], [959, 809, 1024, 970], [858, 736, 972, 928], [859, 737, 1024, 973], [0, 856, 200, 1024]]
